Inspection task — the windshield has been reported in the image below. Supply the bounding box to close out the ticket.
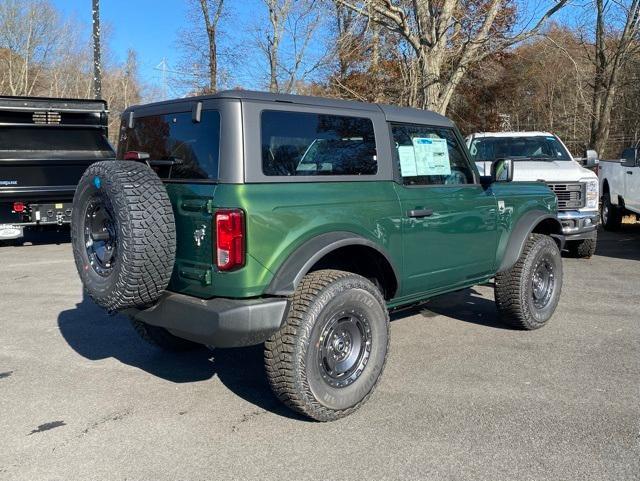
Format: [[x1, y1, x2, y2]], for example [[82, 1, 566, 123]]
[[468, 136, 571, 161]]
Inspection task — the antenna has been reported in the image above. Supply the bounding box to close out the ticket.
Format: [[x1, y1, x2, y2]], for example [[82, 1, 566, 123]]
[[155, 58, 168, 101]]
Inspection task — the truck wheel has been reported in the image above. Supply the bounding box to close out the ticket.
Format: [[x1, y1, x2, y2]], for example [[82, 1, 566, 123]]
[[567, 238, 597, 259], [264, 270, 390, 421], [130, 320, 199, 351], [601, 194, 622, 230], [495, 234, 562, 330], [71, 161, 176, 311]]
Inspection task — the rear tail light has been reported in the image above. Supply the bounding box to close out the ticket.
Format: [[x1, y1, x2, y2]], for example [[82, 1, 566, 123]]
[[123, 151, 150, 161], [12, 202, 25, 213], [215, 209, 245, 271]]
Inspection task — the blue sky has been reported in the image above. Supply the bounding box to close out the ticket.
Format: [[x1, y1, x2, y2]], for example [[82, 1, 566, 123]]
[[50, 0, 329, 99], [50, 0, 587, 101], [52, 0, 196, 95]]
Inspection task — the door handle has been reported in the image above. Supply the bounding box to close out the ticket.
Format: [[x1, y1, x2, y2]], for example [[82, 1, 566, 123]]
[[407, 208, 434, 218], [626, 171, 633, 174]]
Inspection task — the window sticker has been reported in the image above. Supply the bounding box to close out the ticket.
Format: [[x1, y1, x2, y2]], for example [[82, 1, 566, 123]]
[[412, 137, 451, 176], [398, 145, 418, 176]]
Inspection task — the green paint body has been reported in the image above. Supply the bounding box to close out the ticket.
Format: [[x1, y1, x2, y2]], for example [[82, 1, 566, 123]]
[[165, 180, 557, 309]]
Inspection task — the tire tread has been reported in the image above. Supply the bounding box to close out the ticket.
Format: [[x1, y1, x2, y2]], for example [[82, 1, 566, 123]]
[[264, 269, 389, 421]]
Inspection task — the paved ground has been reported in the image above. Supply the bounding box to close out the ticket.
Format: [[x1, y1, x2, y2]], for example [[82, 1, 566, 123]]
[[0, 227, 638, 481]]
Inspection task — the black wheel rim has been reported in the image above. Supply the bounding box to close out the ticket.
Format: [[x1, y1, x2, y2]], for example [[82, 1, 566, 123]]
[[531, 257, 555, 309], [318, 309, 372, 388], [84, 198, 117, 277]]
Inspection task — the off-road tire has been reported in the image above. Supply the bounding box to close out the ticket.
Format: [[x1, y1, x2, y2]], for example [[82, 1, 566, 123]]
[[495, 234, 562, 330], [601, 193, 622, 231], [567, 238, 597, 259], [264, 270, 390, 422], [130, 320, 200, 351], [71, 161, 176, 311]]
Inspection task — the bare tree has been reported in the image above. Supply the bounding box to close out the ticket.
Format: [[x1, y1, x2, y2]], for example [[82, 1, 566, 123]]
[[177, 0, 226, 94], [335, 0, 569, 114], [0, 0, 58, 96], [258, 0, 324, 93], [588, 0, 640, 155], [198, 0, 225, 92]]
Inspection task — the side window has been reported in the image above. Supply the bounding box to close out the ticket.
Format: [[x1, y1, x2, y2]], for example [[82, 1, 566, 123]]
[[391, 124, 474, 186], [261, 110, 377, 176], [119, 111, 220, 180], [622, 148, 635, 162]]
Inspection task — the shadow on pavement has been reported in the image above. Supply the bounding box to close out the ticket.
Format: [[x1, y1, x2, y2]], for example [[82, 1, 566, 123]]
[[391, 285, 511, 330], [57, 293, 306, 420], [595, 224, 640, 262]]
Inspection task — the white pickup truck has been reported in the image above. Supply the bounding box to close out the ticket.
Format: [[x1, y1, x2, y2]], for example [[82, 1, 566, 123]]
[[467, 131, 600, 258], [599, 145, 640, 230]]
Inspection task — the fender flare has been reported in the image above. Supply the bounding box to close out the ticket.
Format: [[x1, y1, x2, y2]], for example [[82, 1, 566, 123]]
[[497, 211, 562, 273], [264, 231, 400, 296]]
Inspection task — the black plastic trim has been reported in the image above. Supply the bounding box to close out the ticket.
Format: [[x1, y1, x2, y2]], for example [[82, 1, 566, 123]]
[[128, 293, 290, 348], [560, 230, 597, 242], [264, 231, 400, 296], [498, 211, 562, 273]]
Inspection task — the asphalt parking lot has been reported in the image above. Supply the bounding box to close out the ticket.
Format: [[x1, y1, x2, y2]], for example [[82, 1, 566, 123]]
[[1, 226, 638, 481]]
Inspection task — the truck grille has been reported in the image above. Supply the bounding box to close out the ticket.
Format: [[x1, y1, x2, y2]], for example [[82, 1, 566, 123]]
[[547, 183, 585, 210]]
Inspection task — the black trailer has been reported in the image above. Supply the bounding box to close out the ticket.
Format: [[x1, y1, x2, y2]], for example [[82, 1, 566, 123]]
[[0, 96, 115, 240]]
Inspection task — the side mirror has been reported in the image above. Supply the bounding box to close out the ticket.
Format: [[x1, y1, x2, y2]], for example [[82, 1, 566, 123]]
[[491, 158, 514, 182], [585, 149, 599, 168]]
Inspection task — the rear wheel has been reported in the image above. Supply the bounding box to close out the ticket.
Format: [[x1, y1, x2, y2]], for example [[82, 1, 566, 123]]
[[264, 270, 389, 421], [601, 193, 622, 231], [567, 238, 597, 259], [495, 234, 562, 330]]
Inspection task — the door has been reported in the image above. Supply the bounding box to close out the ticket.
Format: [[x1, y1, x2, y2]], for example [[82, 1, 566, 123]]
[[391, 123, 498, 297], [622, 148, 640, 213]]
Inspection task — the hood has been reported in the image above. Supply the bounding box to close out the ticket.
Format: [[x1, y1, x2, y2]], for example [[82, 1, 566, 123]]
[[475, 159, 596, 182]]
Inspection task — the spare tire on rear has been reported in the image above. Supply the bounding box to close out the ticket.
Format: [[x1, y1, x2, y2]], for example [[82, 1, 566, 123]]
[[71, 161, 176, 311]]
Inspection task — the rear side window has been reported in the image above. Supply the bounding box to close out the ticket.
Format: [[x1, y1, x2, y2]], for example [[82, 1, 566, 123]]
[[261, 110, 377, 176], [119, 111, 220, 180]]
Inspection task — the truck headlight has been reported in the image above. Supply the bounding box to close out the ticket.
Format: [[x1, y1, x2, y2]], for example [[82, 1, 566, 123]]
[[581, 178, 599, 209]]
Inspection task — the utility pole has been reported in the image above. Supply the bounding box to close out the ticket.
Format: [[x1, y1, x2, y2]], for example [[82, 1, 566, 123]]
[[92, 0, 102, 99]]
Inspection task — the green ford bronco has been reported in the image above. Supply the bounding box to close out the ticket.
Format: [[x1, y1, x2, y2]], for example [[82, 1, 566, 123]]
[[72, 91, 564, 421]]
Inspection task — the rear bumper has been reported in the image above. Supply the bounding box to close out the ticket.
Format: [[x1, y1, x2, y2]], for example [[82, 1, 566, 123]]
[[557, 210, 598, 236], [1, 200, 72, 227], [125, 292, 290, 348]]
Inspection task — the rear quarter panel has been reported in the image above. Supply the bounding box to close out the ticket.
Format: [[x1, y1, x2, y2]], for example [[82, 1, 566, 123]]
[[208, 181, 403, 298]]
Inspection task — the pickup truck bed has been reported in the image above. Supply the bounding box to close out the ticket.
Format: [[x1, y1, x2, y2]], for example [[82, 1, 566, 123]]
[[0, 96, 115, 240]]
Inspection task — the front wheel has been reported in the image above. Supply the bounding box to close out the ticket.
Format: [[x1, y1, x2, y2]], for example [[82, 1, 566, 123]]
[[566, 238, 597, 259], [495, 234, 563, 330], [264, 270, 390, 421], [601, 194, 622, 231]]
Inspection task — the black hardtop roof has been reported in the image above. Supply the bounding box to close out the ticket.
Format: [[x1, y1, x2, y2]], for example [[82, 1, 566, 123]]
[[0, 95, 108, 112], [123, 89, 453, 127]]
